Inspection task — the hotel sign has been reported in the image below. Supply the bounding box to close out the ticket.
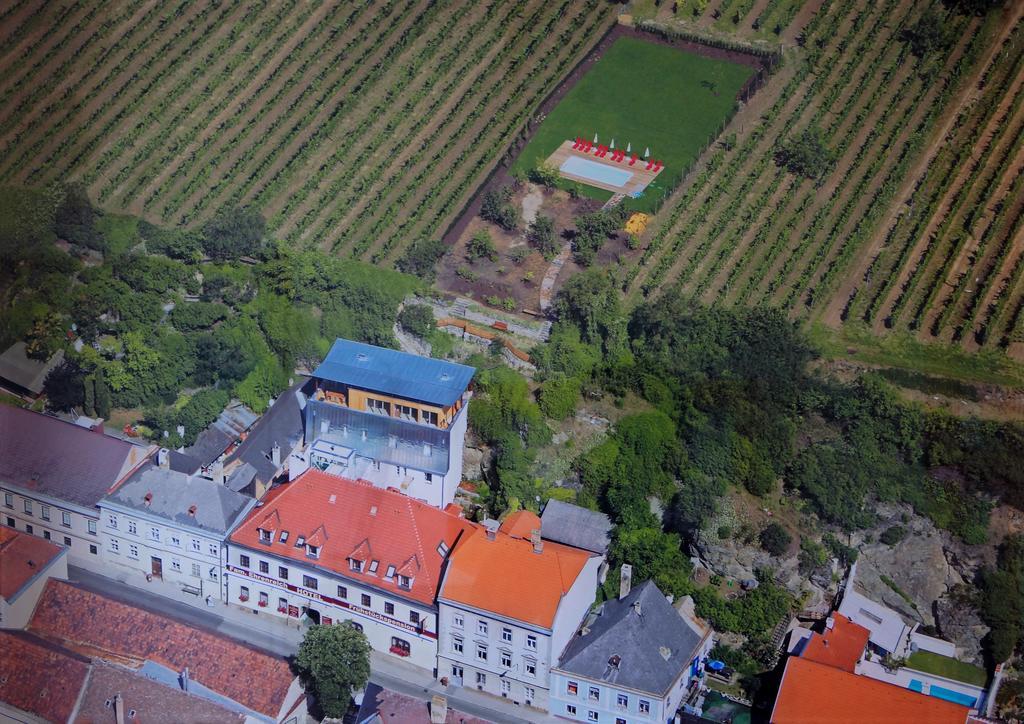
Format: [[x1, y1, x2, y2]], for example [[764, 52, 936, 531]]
[[227, 565, 436, 639]]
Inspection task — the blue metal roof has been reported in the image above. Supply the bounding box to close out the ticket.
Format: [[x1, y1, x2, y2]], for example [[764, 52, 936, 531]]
[[311, 339, 475, 407]]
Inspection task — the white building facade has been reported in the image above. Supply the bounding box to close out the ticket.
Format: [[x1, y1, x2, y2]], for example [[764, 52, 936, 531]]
[[2, 487, 103, 567]]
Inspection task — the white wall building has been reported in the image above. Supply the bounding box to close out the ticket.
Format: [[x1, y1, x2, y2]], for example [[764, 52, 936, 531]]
[[437, 512, 602, 712], [98, 451, 256, 603]]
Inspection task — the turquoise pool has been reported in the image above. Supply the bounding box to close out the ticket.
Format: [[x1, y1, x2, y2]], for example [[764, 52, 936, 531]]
[[908, 679, 977, 708], [560, 156, 634, 188]]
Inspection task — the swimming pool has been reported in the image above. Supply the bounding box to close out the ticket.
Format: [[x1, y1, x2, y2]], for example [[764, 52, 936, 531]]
[[560, 155, 634, 188], [907, 680, 978, 708]]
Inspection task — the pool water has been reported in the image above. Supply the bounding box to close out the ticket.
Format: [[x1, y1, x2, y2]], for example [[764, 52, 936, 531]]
[[908, 679, 978, 708], [560, 155, 634, 188]]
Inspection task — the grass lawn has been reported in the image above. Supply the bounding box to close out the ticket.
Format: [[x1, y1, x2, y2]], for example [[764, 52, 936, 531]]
[[906, 650, 988, 687], [512, 36, 753, 212]]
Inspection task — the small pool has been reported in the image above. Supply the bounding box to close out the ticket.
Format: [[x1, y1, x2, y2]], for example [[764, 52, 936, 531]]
[[560, 155, 634, 188], [908, 680, 977, 708]]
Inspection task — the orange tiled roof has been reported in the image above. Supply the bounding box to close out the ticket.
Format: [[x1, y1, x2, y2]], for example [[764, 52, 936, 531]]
[[500, 510, 541, 539], [800, 613, 870, 672], [771, 657, 970, 724], [27, 580, 294, 719], [440, 527, 593, 628], [0, 630, 89, 723], [229, 470, 476, 605], [0, 524, 64, 601]]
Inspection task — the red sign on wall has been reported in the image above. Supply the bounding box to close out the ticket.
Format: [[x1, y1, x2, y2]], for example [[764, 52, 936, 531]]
[[288, 605, 299, 618]]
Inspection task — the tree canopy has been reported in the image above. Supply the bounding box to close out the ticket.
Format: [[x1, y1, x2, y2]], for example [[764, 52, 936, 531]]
[[296, 622, 371, 718]]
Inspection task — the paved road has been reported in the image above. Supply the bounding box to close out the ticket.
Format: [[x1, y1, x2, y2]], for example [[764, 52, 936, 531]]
[[67, 567, 547, 723]]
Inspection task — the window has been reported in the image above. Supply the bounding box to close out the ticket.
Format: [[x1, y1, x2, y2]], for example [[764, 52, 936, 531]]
[[41, 505, 50, 521], [502, 627, 512, 642], [87, 519, 96, 535], [568, 681, 579, 696], [149, 527, 160, 541], [191, 563, 201, 577], [567, 705, 578, 716], [398, 574, 412, 590], [350, 621, 362, 632], [501, 651, 511, 668], [476, 644, 487, 662], [526, 634, 537, 650], [425, 472, 433, 483], [43, 531, 51, 540], [435, 541, 448, 558], [452, 613, 464, 628], [240, 554, 250, 568], [501, 679, 511, 696], [162, 557, 178, 572], [279, 530, 289, 544], [367, 398, 391, 415], [302, 575, 318, 591], [398, 404, 417, 421], [384, 564, 396, 580], [169, 535, 180, 547], [259, 591, 269, 607], [451, 665, 463, 679], [107, 513, 116, 528], [126, 518, 134, 534], [64, 536, 72, 546], [278, 597, 288, 612], [422, 411, 438, 426], [368, 559, 378, 573], [589, 687, 600, 702], [191, 539, 201, 552], [477, 620, 488, 636], [638, 700, 650, 715], [616, 719, 626, 724], [89, 544, 97, 555], [25, 524, 33, 534], [587, 711, 599, 723], [452, 637, 463, 654], [5, 516, 13, 527], [385, 602, 395, 615], [337, 585, 347, 599], [259, 560, 269, 574], [525, 687, 535, 702], [23, 499, 32, 515], [240, 586, 250, 601], [208, 567, 218, 581], [409, 611, 420, 626], [128, 544, 139, 559], [278, 566, 288, 580], [361, 593, 371, 607], [110, 538, 120, 553], [258, 528, 272, 544], [390, 637, 410, 656], [349, 558, 363, 572], [3, 493, 11, 508], [475, 672, 486, 686], [208, 543, 218, 557], [307, 544, 320, 559], [617, 694, 628, 709], [525, 660, 536, 676]]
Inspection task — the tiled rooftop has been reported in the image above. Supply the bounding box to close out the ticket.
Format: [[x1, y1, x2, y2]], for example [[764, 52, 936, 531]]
[[27, 580, 295, 719], [0, 524, 65, 601], [798, 613, 870, 673], [229, 470, 475, 605], [355, 683, 489, 724], [0, 630, 89, 723]]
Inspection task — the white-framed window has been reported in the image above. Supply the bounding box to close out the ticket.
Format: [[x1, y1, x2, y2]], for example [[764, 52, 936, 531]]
[[422, 410, 438, 426], [303, 575, 318, 591], [337, 585, 347, 599], [385, 601, 395, 615], [110, 539, 120, 553], [259, 560, 269, 574], [525, 687, 535, 702], [525, 660, 536, 677], [259, 591, 269, 607], [240, 586, 250, 601], [526, 634, 537, 649], [191, 539, 201, 552], [425, 472, 433, 482], [191, 563, 201, 577], [239, 554, 250, 568], [209, 567, 218, 581], [501, 651, 511, 668], [3, 493, 11, 508], [126, 519, 136, 534], [451, 664, 463, 679], [208, 543, 218, 557], [475, 672, 486, 686], [567, 705, 577, 716], [40, 505, 50, 521], [398, 404, 417, 421], [107, 513, 117, 529], [128, 544, 139, 559], [452, 613, 464, 628], [171, 559, 181, 572], [349, 558, 363, 572], [639, 700, 650, 714], [149, 527, 160, 541], [588, 711, 598, 722], [279, 565, 289, 580], [502, 626, 512, 642], [617, 693, 628, 709], [477, 620, 488, 636], [589, 687, 600, 702], [258, 528, 272, 544], [87, 519, 96, 535], [398, 574, 412, 589], [169, 535, 180, 547], [23, 499, 32, 515], [476, 644, 487, 662], [452, 637, 463, 654], [501, 679, 511, 696], [367, 397, 391, 415]]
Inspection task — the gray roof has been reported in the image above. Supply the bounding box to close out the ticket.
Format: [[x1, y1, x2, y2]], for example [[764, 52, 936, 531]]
[[556, 581, 706, 696], [0, 406, 145, 507], [103, 463, 254, 536], [225, 380, 307, 484], [182, 401, 259, 468], [0, 342, 63, 395], [541, 499, 612, 554], [312, 339, 474, 407]]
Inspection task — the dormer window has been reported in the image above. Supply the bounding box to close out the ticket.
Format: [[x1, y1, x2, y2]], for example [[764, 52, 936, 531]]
[[368, 560, 379, 574], [350, 559, 363, 573], [258, 528, 272, 544], [306, 545, 320, 559], [295, 536, 306, 547], [398, 575, 412, 590]]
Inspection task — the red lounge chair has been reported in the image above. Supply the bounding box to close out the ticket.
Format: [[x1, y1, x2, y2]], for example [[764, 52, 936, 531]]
[[629, 154, 638, 166], [572, 137, 581, 149], [646, 160, 654, 170]]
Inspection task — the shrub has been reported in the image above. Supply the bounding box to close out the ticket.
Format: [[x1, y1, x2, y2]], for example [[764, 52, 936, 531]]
[[396, 238, 446, 280], [480, 186, 517, 231], [201, 206, 266, 260], [466, 229, 497, 262], [527, 215, 558, 260], [538, 375, 581, 420], [880, 525, 907, 545], [760, 522, 792, 556], [529, 160, 560, 188], [398, 304, 435, 338]]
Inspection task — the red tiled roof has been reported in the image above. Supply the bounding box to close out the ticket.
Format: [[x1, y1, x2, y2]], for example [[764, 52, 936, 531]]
[[0, 524, 65, 601], [440, 527, 593, 628], [800, 614, 870, 672], [771, 657, 970, 724], [0, 630, 89, 723], [27, 580, 295, 719], [229, 470, 476, 605], [499, 510, 541, 539]]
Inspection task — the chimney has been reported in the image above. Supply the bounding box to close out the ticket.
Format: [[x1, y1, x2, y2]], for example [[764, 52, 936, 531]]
[[114, 693, 125, 724], [633, 600, 642, 617], [619, 564, 632, 600], [180, 667, 190, 692], [158, 448, 170, 469], [484, 519, 499, 541], [144, 492, 153, 507], [530, 529, 543, 554], [271, 442, 281, 466]]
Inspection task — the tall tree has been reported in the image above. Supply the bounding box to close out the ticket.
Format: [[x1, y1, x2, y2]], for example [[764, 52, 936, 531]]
[[296, 623, 371, 718]]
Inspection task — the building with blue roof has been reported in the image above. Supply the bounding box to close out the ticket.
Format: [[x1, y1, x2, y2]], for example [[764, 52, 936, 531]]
[[293, 339, 475, 509]]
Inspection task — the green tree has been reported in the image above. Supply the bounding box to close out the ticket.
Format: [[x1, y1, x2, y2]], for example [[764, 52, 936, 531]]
[[480, 186, 517, 231], [538, 374, 581, 420], [55, 183, 103, 251], [527, 215, 559, 260], [979, 535, 1024, 664], [759, 522, 791, 556], [610, 527, 692, 598], [466, 229, 498, 262], [296, 622, 371, 718], [572, 210, 619, 266], [667, 469, 725, 537], [776, 127, 835, 179], [903, 10, 950, 57], [395, 237, 446, 280], [201, 206, 266, 261], [398, 304, 435, 338], [44, 359, 86, 412], [529, 160, 560, 188], [553, 269, 623, 350]]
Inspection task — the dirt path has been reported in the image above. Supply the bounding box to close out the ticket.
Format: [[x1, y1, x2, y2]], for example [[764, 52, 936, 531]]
[[825, 4, 1023, 331]]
